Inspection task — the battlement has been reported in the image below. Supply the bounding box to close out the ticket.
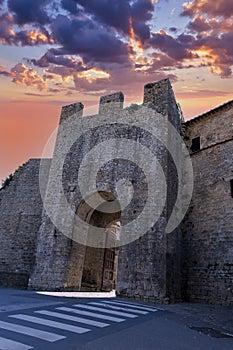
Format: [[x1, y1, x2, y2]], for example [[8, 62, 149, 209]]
[[59, 78, 180, 126], [99, 91, 124, 114], [59, 102, 84, 124]]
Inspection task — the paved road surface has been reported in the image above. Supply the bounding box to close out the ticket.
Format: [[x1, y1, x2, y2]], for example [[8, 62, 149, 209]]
[[0, 289, 232, 350]]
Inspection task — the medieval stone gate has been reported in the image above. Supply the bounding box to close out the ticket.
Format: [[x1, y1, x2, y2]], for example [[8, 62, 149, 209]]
[[28, 79, 183, 303]]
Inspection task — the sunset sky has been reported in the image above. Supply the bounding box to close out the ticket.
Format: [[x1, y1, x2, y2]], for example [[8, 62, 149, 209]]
[[0, 0, 233, 183]]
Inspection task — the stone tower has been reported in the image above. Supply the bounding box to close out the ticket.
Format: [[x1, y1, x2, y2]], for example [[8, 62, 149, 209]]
[[28, 78, 184, 303]]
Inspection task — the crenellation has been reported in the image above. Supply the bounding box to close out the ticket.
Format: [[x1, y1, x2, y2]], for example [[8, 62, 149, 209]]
[[143, 78, 171, 115], [99, 92, 124, 115], [60, 102, 84, 124]]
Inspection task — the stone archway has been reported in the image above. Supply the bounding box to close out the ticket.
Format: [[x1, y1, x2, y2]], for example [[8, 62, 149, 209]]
[[69, 191, 121, 292], [81, 218, 121, 292]]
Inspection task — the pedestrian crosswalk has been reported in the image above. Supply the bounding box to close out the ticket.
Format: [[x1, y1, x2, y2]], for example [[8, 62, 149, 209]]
[[88, 302, 148, 314], [56, 306, 125, 322], [0, 320, 65, 342], [72, 304, 139, 318], [34, 310, 109, 328], [0, 336, 33, 350], [0, 299, 160, 350]]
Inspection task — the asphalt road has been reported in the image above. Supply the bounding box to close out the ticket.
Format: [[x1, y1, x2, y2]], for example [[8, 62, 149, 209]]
[[0, 289, 232, 350]]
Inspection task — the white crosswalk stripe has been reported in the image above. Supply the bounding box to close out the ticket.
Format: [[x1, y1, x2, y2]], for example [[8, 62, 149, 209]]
[[9, 314, 90, 334], [35, 310, 109, 328], [73, 304, 138, 318], [0, 320, 65, 342], [0, 299, 160, 349], [0, 337, 33, 350], [56, 307, 125, 322], [89, 302, 148, 315], [103, 300, 159, 312]]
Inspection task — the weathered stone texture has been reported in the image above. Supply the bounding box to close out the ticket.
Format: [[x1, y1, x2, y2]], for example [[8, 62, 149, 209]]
[[99, 92, 124, 114], [117, 79, 182, 303], [182, 102, 233, 305], [0, 159, 43, 287]]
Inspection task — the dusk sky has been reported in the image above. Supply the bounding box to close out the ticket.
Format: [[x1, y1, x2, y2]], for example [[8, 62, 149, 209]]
[[0, 0, 233, 183]]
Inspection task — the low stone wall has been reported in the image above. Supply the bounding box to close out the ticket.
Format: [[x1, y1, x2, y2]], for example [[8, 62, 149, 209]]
[[0, 159, 44, 288]]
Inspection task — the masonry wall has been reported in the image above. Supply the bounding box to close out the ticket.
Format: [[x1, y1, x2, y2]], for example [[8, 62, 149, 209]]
[[0, 159, 43, 287], [28, 103, 86, 290], [182, 102, 233, 305]]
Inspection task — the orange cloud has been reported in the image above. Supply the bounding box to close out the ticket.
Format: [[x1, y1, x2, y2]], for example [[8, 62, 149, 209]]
[[128, 17, 145, 68], [191, 45, 232, 77], [182, 0, 233, 18], [23, 30, 54, 45], [10, 63, 47, 91], [0, 12, 54, 46], [188, 15, 233, 35]]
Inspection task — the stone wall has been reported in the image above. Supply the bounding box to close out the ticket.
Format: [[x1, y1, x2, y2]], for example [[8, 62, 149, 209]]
[[182, 101, 233, 305], [0, 159, 43, 287], [28, 103, 86, 291]]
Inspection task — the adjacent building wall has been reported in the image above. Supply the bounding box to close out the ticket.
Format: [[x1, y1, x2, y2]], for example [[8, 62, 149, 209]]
[[182, 101, 233, 305]]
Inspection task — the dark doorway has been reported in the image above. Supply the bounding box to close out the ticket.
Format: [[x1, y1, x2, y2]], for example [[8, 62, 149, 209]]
[[76, 192, 121, 292]]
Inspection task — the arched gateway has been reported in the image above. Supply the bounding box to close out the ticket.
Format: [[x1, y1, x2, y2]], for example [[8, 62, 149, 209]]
[[28, 79, 183, 303]]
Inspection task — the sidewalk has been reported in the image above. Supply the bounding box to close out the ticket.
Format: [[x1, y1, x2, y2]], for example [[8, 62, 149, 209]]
[[0, 288, 116, 313], [161, 302, 233, 334]]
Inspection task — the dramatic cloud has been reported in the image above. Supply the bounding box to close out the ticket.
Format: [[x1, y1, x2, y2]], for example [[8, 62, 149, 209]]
[[50, 15, 130, 65], [73, 0, 154, 43], [9, 63, 47, 90], [182, 0, 233, 18], [193, 31, 233, 76], [0, 0, 232, 96], [0, 12, 54, 45], [0, 13, 14, 44], [7, 0, 51, 25], [61, 0, 79, 14], [150, 30, 195, 60], [189, 16, 233, 34], [181, 0, 233, 77], [16, 29, 54, 45], [187, 16, 212, 33], [29, 49, 87, 71]]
